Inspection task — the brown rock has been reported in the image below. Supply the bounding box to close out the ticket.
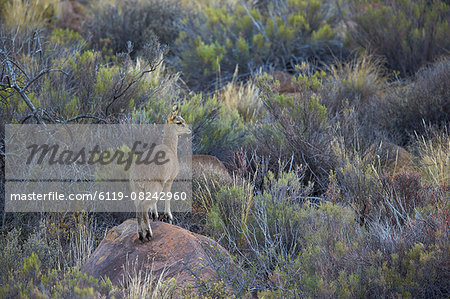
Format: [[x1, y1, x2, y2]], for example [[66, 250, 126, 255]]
[[60, 0, 85, 31], [272, 70, 295, 93], [192, 155, 232, 182], [179, 155, 232, 183], [82, 219, 234, 287]]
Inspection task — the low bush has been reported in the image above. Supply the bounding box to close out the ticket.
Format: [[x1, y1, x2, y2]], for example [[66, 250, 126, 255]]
[[335, 151, 446, 225], [346, 0, 450, 76], [325, 55, 386, 115], [321, 56, 449, 149], [380, 57, 450, 144], [214, 170, 450, 297], [0, 212, 102, 277], [84, 0, 184, 56], [334, 158, 380, 224]]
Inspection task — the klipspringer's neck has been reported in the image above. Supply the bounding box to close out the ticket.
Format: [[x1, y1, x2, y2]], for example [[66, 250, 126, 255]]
[[162, 126, 178, 158]]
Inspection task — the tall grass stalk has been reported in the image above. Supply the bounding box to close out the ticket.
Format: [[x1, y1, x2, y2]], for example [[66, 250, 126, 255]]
[[121, 255, 173, 299]]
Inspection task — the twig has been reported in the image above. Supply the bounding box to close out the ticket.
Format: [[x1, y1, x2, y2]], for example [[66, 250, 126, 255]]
[[63, 114, 108, 124], [33, 30, 42, 57]]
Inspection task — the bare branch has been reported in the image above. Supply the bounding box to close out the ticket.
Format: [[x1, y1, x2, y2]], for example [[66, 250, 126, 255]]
[[104, 56, 163, 115], [0, 48, 43, 123], [22, 68, 69, 91], [4, 58, 30, 81], [33, 30, 42, 57], [243, 4, 269, 43]]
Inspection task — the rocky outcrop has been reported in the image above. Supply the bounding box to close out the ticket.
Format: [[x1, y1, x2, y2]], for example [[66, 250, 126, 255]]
[[81, 219, 234, 288]]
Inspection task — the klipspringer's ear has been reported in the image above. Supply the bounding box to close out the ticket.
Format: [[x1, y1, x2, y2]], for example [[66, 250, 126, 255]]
[[167, 104, 178, 123], [172, 104, 179, 115]]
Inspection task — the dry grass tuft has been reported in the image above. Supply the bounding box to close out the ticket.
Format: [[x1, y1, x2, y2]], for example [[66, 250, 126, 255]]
[[219, 72, 263, 122], [325, 54, 387, 114], [121, 255, 177, 299], [415, 128, 450, 186], [69, 212, 97, 268], [1, 0, 60, 30]]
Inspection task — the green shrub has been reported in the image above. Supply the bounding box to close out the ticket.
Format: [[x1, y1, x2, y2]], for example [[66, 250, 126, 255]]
[[205, 185, 250, 248], [334, 158, 380, 224], [241, 194, 364, 297], [214, 169, 316, 292], [176, 0, 344, 88], [256, 71, 337, 191], [312, 54, 389, 152], [346, 0, 450, 76], [0, 228, 22, 284], [50, 28, 85, 48], [258, 234, 449, 298], [0, 253, 114, 298], [180, 93, 250, 159], [293, 203, 363, 297], [185, 175, 228, 234], [227, 162, 449, 297], [0, 226, 63, 285], [364, 241, 450, 298]]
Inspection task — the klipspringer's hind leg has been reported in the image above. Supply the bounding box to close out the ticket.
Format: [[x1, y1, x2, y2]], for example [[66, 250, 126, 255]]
[[162, 181, 173, 224], [133, 182, 146, 241]]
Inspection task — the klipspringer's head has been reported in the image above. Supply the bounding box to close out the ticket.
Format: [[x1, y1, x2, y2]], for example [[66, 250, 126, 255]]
[[166, 104, 191, 135]]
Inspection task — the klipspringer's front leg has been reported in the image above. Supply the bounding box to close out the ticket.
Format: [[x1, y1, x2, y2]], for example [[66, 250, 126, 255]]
[[142, 202, 153, 241], [162, 181, 173, 224]]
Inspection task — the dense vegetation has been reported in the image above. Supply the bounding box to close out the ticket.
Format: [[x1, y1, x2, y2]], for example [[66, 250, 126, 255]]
[[0, 0, 449, 298]]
